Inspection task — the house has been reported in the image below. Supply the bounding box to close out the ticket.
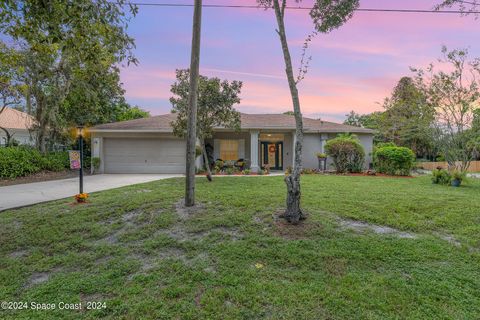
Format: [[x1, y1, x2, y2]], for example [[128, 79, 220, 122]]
[[90, 113, 374, 173], [0, 107, 36, 146]]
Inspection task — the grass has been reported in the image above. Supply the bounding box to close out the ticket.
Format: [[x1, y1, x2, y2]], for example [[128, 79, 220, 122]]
[[0, 175, 479, 319]]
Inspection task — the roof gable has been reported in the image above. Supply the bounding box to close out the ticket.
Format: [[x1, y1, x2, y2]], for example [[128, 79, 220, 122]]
[[91, 113, 374, 134], [0, 107, 36, 130]]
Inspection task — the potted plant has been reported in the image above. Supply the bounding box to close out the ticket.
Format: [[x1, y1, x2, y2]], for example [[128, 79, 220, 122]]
[[91, 157, 100, 174], [451, 170, 466, 187], [315, 152, 327, 171]]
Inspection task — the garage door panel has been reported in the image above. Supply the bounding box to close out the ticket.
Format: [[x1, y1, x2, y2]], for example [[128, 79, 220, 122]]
[[103, 137, 186, 174]]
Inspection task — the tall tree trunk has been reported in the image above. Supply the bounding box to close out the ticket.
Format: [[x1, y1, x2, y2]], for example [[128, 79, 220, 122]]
[[272, 0, 305, 224], [201, 138, 213, 181], [185, 0, 203, 207]]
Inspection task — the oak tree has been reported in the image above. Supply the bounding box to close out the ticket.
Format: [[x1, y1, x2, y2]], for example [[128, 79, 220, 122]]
[[170, 69, 242, 181]]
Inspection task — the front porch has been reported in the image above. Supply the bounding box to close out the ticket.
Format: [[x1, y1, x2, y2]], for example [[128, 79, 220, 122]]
[[205, 130, 295, 172]]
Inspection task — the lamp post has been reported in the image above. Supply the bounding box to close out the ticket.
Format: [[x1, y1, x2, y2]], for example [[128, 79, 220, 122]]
[[77, 126, 84, 194]]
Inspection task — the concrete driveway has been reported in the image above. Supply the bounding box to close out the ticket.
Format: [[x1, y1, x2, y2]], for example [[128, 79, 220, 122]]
[[0, 174, 182, 212]]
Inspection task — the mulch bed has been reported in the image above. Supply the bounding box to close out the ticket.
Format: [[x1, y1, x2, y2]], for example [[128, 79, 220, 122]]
[[0, 170, 90, 187], [344, 173, 415, 178]]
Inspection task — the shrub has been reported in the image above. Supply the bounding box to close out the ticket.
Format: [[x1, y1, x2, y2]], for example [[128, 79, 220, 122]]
[[431, 168, 452, 185], [91, 157, 101, 172], [242, 169, 251, 175], [374, 146, 415, 176], [324, 135, 365, 173], [0, 146, 43, 179], [42, 152, 69, 171], [0, 147, 69, 179]]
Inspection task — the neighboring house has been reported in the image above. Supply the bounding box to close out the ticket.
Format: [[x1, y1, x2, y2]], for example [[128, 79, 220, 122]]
[[90, 113, 374, 174], [0, 107, 36, 146]]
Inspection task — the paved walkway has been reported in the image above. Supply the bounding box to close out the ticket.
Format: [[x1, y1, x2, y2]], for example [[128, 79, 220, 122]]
[[0, 174, 182, 212]]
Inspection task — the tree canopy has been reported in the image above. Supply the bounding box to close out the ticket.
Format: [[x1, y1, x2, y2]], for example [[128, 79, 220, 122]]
[[170, 69, 242, 178], [413, 47, 480, 170], [170, 69, 242, 141], [0, 0, 138, 151], [380, 77, 435, 157]]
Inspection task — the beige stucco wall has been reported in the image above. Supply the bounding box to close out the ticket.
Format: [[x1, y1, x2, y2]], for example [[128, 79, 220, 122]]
[[91, 130, 374, 173]]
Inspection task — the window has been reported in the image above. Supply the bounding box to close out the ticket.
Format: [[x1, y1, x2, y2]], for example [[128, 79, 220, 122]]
[[219, 140, 239, 160]]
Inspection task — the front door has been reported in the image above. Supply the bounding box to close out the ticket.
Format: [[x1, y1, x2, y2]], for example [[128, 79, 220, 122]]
[[261, 142, 283, 170]]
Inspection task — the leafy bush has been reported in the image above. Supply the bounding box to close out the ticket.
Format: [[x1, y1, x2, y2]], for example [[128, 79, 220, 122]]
[[324, 135, 365, 173], [0, 147, 69, 179], [0, 147, 43, 179], [374, 146, 415, 176], [431, 168, 452, 185], [42, 152, 69, 171]]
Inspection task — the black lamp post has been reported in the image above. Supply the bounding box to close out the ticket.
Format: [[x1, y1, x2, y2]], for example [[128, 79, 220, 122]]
[[77, 126, 84, 194]]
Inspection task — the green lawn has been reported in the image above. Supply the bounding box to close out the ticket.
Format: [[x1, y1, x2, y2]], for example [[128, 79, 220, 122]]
[[1, 175, 479, 319]]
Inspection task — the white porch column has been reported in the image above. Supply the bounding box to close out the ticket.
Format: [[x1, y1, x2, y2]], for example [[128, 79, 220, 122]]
[[320, 133, 328, 153], [195, 138, 203, 170], [91, 136, 104, 174], [250, 130, 260, 172]]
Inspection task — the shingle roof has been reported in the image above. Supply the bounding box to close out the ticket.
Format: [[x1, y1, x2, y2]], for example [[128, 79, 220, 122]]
[[0, 107, 36, 130], [91, 113, 374, 134]]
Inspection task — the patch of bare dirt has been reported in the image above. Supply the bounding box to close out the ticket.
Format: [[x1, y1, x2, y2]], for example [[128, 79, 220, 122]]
[[127, 248, 214, 280], [95, 232, 119, 245], [9, 249, 29, 259], [339, 219, 417, 239], [0, 170, 91, 187], [94, 209, 158, 245], [271, 211, 320, 240], [25, 267, 62, 288], [174, 199, 205, 220], [435, 233, 462, 247], [94, 255, 113, 265]]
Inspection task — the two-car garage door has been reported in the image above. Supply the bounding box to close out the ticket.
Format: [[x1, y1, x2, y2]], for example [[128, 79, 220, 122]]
[[103, 138, 186, 174]]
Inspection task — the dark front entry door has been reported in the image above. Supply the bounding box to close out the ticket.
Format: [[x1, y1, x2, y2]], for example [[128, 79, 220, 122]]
[[261, 141, 283, 170]]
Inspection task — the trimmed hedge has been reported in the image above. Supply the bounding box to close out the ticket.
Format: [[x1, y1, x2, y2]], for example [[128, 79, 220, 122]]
[[374, 146, 415, 176], [0, 147, 69, 179], [325, 135, 365, 173]]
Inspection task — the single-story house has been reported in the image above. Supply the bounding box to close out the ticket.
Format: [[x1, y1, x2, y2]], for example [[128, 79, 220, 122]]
[[0, 107, 36, 146], [90, 113, 374, 174]]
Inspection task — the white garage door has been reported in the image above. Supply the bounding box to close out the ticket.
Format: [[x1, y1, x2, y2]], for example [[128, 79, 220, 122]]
[[104, 138, 186, 174]]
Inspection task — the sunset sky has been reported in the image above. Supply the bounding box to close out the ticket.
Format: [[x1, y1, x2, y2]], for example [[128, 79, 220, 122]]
[[121, 0, 480, 122]]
